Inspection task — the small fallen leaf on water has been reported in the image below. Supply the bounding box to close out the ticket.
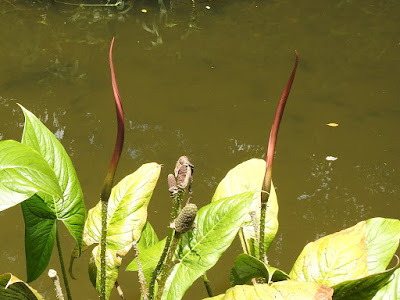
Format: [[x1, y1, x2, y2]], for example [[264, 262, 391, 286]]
[[326, 156, 338, 161], [326, 122, 339, 127], [141, 9, 147, 13]]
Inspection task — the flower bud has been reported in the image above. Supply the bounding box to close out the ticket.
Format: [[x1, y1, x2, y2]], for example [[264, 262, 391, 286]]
[[173, 203, 197, 234]]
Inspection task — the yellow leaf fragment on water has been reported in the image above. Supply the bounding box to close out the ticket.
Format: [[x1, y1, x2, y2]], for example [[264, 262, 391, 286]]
[[326, 122, 339, 127], [141, 9, 147, 13]]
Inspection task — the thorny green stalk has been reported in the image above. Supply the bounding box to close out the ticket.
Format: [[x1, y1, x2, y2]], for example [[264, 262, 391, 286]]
[[156, 201, 197, 299], [155, 232, 181, 300], [133, 242, 149, 300], [259, 51, 299, 263], [149, 188, 184, 298], [100, 37, 125, 300], [150, 157, 193, 298], [56, 225, 72, 300]]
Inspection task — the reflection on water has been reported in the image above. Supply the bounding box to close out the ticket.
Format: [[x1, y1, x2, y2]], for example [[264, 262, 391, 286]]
[[1, 0, 400, 298]]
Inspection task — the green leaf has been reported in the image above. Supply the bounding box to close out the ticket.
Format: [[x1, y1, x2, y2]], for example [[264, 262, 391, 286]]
[[230, 254, 270, 286], [126, 238, 166, 286], [21, 195, 57, 282], [372, 267, 400, 299], [161, 191, 257, 300], [82, 162, 161, 299], [230, 254, 289, 287], [290, 220, 369, 286], [126, 239, 165, 271], [204, 281, 333, 300], [268, 265, 291, 282], [0, 140, 62, 211], [137, 221, 159, 253], [212, 159, 278, 257], [20, 105, 86, 250], [125, 222, 161, 290], [289, 218, 400, 288], [0, 273, 44, 300], [365, 218, 400, 274], [332, 257, 399, 300], [18, 106, 86, 281]]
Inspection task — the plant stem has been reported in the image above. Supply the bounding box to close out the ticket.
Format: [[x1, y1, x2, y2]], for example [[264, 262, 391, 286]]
[[155, 233, 181, 300], [99, 37, 125, 300], [149, 188, 184, 298], [100, 200, 108, 300], [56, 224, 72, 300], [259, 51, 299, 262], [202, 273, 213, 297], [133, 242, 149, 300]]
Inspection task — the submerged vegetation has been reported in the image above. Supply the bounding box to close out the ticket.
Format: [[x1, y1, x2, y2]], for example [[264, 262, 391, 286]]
[[0, 37, 400, 300]]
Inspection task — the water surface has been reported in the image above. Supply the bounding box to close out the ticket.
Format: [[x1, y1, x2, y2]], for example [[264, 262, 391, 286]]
[[0, 0, 399, 299]]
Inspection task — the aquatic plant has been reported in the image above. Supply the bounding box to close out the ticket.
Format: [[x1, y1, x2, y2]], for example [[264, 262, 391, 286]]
[[0, 40, 399, 300]]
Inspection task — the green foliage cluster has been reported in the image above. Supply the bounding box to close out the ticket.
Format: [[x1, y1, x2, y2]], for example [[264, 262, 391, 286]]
[[0, 48, 399, 300]]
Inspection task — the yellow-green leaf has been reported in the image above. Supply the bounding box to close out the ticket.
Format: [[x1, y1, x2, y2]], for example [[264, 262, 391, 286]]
[[204, 281, 333, 300], [290, 221, 369, 286], [212, 159, 278, 257], [82, 162, 161, 299], [0, 273, 44, 299]]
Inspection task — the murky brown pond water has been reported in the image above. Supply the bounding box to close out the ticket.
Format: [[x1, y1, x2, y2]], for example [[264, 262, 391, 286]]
[[1, 0, 400, 299]]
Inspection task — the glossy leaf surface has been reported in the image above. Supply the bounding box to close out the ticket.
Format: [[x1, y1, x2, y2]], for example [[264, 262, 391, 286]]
[[205, 281, 333, 300], [18, 106, 86, 281], [230, 253, 270, 286], [212, 159, 278, 257], [372, 267, 400, 299], [161, 192, 256, 300], [83, 162, 161, 298], [0, 140, 62, 211], [290, 218, 400, 288], [230, 253, 289, 286], [20, 106, 86, 247], [332, 258, 399, 300], [22, 195, 57, 282], [0, 273, 44, 300], [365, 218, 400, 274]]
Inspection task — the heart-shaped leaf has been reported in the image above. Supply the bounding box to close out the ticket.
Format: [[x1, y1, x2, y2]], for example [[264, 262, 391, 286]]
[[290, 218, 400, 287], [19, 105, 86, 281], [212, 159, 278, 257], [82, 162, 161, 299], [204, 281, 333, 300], [0, 140, 62, 211], [161, 191, 256, 300], [0, 273, 44, 300]]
